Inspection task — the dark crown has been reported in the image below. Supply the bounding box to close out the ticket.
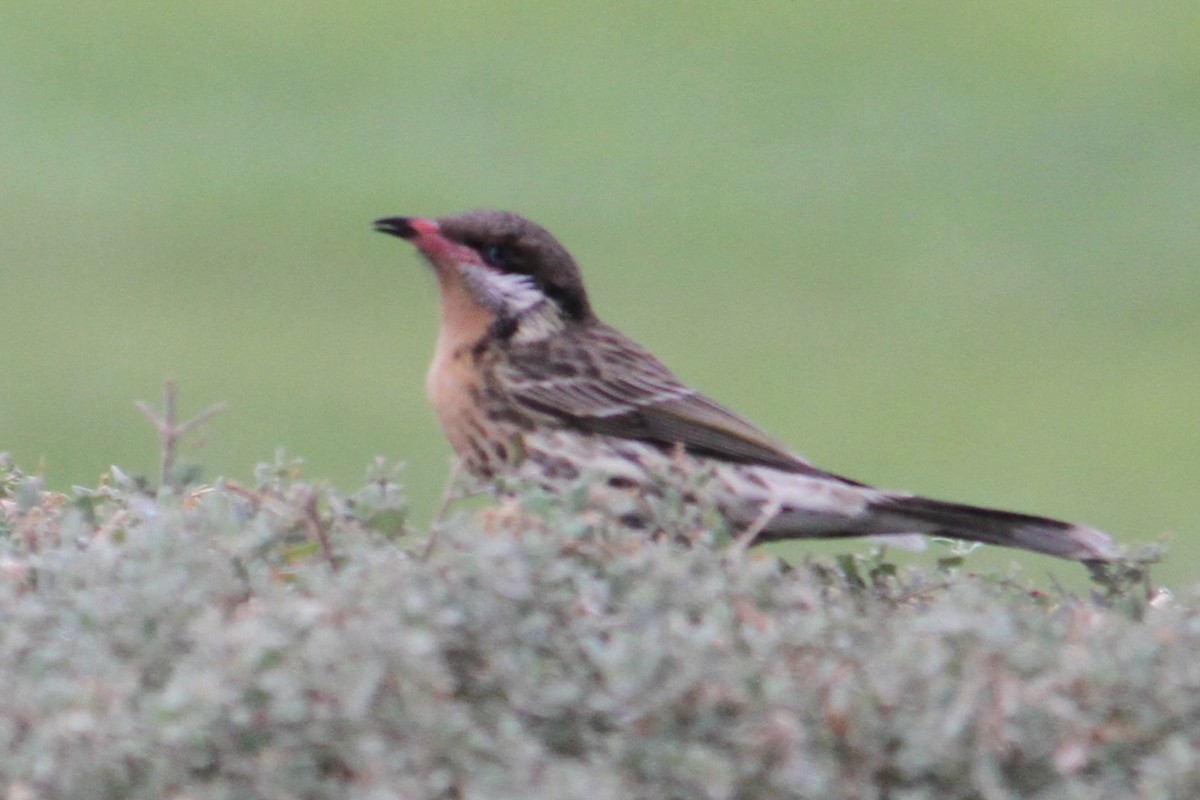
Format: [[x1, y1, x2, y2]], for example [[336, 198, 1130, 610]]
[[437, 210, 595, 322]]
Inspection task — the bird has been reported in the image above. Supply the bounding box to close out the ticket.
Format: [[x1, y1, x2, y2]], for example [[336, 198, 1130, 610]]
[[372, 209, 1116, 562]]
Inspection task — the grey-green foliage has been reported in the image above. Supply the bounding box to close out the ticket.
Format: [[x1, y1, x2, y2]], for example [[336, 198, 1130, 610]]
[[0, 453, 1194, 800]]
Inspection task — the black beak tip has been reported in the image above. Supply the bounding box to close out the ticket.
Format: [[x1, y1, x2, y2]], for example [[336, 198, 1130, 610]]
[[373, 216, 416, 239]]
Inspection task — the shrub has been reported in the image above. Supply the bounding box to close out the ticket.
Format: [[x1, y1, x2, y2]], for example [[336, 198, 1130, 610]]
[[0, 448, 1191, 800]]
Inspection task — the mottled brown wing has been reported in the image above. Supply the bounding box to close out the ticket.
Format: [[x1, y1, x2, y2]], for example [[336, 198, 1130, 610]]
[[501, 322, 865, 484]]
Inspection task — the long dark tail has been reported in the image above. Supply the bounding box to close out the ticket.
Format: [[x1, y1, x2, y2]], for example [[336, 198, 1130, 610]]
[[759, 489, 1117, 562], [866, 494, 1116, 561]]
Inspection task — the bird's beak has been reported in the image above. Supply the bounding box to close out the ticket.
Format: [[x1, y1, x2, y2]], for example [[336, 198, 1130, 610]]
[[373, 217, 418, 239]]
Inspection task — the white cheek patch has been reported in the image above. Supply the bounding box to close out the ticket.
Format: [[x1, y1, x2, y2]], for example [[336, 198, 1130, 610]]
[[459, 263, 545, 316]]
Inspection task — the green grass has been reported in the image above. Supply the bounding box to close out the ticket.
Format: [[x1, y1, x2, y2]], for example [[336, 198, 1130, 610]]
[[2, 2, 1197, 585]]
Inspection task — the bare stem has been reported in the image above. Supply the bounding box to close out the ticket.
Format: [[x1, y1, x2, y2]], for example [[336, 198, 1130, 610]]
[[422, 458, 467, 561], [729, 494, 782, 556], [135, 378, 228, 490], [304, 489, 339, 572]]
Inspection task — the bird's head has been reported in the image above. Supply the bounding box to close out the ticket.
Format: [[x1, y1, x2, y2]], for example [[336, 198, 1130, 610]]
[[374, 210, 594, 334]]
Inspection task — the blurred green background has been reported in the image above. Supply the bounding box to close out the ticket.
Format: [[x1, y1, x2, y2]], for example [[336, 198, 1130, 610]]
[[3, 3, 1197, 584]]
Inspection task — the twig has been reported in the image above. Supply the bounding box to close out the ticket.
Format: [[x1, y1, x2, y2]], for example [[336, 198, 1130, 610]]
[[304, 489, 339, 572], [135, 378, 227, 490], [422, 458, 467, 561], [730, 494, 782, 556]]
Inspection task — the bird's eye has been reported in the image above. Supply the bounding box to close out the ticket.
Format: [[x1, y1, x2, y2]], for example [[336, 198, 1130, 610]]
[[483, 244, 509, 269]]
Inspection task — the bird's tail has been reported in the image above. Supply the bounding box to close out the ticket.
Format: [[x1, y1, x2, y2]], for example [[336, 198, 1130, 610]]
[[756, 485, 1117, 562], [861, 494, 1117, 562]]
